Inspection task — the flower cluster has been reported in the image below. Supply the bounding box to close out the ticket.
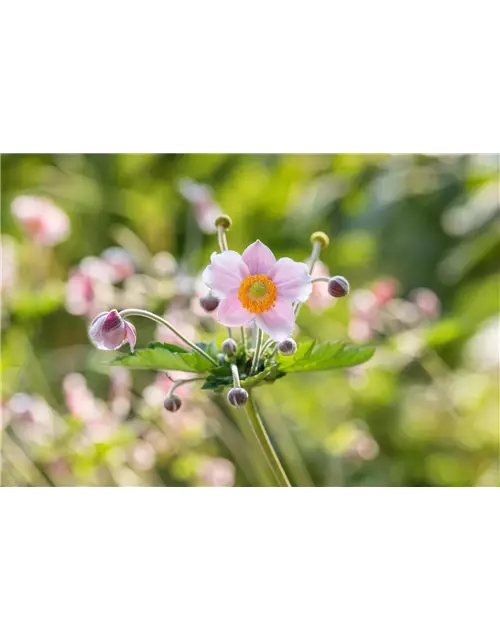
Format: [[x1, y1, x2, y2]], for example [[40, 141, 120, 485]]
[[88, 215, 355, 416]]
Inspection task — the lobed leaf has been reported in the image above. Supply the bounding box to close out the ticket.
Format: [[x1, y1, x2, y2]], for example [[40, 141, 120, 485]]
[[111, 342, 215, 373], [276, 341, 375, 373]]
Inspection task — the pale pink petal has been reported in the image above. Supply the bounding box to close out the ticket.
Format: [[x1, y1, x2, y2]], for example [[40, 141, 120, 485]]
[[217, 298, 255, 327], [88, 312, 107, 344], [242, 240, 276, 276], [268, 257, 312, 303], [124, 321, 137, 351], [202, 251, 249, 298], [255, 300, 295, 341]]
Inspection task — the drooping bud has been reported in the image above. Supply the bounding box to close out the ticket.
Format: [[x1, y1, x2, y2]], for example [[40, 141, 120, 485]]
[[89, 310, 137, 351], [227, 387, 248, 408], [278, 338, 297, 356], [215, 214, 232, 229], [221, 338, 237, 355], [200, 294, 220, 312], [310, 231, 330, 248], [164, 395, 182, 412], [328, 276, 350, 298]]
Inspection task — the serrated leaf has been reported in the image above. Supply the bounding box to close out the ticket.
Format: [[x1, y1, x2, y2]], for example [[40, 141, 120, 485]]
[[111, 341, 215, 373], [277, 341, 375, 373]]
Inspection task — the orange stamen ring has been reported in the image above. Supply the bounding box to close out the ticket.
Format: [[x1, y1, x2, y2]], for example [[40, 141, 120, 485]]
[[238, 274, 277, 314]]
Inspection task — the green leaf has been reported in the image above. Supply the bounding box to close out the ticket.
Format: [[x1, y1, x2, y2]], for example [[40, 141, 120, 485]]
[[276, 341, 375, 373], [111, 342, 215, 373]]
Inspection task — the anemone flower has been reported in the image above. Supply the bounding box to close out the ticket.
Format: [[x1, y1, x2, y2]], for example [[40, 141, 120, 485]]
[[202, 240, 312, 341]]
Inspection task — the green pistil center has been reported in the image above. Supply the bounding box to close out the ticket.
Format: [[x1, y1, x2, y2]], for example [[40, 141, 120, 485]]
[[249, 281, 268, 299]]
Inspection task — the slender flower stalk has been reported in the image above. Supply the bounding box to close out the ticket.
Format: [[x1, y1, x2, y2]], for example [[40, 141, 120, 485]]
[[240, 326, 247, 357], [261, 337, 275, 355], [311, 276, 330, 284], [167, 376, 206, 397], [245, 390, 291, 487], [250, 327, 263, 376], [120, 308, 218, 366]]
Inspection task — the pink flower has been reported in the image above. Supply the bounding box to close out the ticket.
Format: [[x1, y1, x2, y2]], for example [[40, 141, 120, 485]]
[[178, 178, 223, 234], [88, 310, 136, 351], [11, 195, 70, 246], [199, 458, 235, 487], [100, 247, 135, 283], [202, 240, 311, 341]]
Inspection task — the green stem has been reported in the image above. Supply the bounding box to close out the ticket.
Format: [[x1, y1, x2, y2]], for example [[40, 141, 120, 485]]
[[240, 326, 247, 357], [245, 389, 291, 487], [120, 308, 218, 366], [294, 240, 322, 318], [168, 376, 206, 397], [250, 327, 263, 376]]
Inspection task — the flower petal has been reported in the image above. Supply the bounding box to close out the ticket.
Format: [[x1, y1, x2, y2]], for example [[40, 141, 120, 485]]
[[88, 312, 107, 344], [255, 300, 295, 341], [242, 240, 276, 276], [217, 298, 255, 327], [269, 257, 312, 302], [202, 251, 249, 298], [124, 321, 137, 351]]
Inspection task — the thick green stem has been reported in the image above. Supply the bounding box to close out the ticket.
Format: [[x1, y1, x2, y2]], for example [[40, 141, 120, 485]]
[[120, 308, 218, 366], [245, 390, 291, 487], [250, 327, 263, 376]]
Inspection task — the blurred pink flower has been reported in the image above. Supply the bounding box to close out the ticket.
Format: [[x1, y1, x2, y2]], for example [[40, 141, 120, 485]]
[[65, 269, 95, 316], [199, 458, 235, 487], [371, 278, 398, 305], [307, 260, 332, 311], [129, 441, 156, 471], [1, 236, 17, 291], [63, 373, 117, 442], [11, 195, 70, 246], [7, 393, 54, 444], [101, 247, 135, 283], [178, 178, 223, 234], [410, 288, 441, 319], [109, 367, 132, 419]]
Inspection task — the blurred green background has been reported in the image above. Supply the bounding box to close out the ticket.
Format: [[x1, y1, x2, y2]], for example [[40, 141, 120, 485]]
[[1, 154, 499, 487]]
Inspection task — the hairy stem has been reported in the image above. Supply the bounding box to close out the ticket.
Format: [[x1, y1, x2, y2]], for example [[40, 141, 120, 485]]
[[120, 308, 218, 366], [245, 390, 291, 487], [250, 327, 263, 376]]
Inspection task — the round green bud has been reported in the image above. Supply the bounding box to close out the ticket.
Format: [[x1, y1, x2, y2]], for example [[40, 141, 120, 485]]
[[310, 231, 330, 248], [215, 214, 232, 229]]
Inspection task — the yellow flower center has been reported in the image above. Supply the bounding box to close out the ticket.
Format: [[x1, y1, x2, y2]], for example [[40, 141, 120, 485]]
[[238, 274, 277, 314]]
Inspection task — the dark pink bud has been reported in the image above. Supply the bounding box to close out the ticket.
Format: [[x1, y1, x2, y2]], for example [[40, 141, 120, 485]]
[[278, 338, 297, 356], [227, 387, 248, 408], [164, 395, 182, 412], [200, 295, 220, 312], [328, 276, 350, 298], [88, 310, 136, 351]]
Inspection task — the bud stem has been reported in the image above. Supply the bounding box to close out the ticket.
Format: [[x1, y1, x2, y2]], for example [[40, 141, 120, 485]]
[[249, 327, 263, 376], [230, 363, 241, 388], [261, 338, 275, 354], [119, 308, 218, 366], [311, 276, 330, 283], [217, 226, 228, 252], [167, 376, 206, 397], [308, 240, 322, 275], [240, 326, 247, 357], [245, 389, 291, 487]]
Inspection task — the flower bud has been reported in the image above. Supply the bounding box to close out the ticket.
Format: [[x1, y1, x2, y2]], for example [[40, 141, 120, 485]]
[[215, 214, 232, 229], [200, 294, 220, 312], [278, 338, 297, 356], [221, 338, 237, 355], [310, 231, 330, 248], [328, 276, 350, 298], [89, 310, 137, 351], [227, 387, 248, 408], [217, 353, 226, 365], [164, 395, 182, 412]]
